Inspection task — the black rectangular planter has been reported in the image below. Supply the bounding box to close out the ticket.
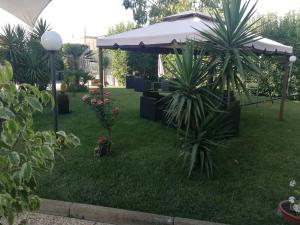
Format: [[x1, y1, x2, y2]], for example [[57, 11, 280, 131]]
[[134, 77, 151, 92], [126, 75, 135, 89], [140, 93, 164, 121]]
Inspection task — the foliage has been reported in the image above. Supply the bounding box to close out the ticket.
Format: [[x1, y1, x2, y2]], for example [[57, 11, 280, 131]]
[[0, 62, 80, 225], [108, 22, 135, 85], [62, 43, 94, 72], [252, 11, 300, 97], [64, 69, 93, 92], [198, 0, 261, 105], [165, 42, 224, 176], [179, 112, 227, 176], [0, 19, 52, 87], [127, 52, 158, 79], [122, 0, 222, 26], [82, 89, 119, 156]]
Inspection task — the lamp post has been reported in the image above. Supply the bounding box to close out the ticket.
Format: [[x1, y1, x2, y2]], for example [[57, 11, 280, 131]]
[[287, 56, 297, 96], [279, 55, 297, 121], [41, 31, 63, 132]]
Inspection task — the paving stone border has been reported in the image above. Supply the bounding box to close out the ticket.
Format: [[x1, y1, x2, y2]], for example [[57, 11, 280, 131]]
[[39, 199, 228, 225]]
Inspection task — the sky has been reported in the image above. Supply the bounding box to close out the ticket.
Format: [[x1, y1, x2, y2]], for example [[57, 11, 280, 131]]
[[0, 0, 300, 43]]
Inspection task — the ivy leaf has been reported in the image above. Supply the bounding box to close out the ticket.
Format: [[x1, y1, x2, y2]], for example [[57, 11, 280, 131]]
[[0, 61, 13, 83], [0, 107, 15, 120], [20, 163, 32, 182], [1, 120, 19, 148], [27, 97, 43, 112], [9, 152, 20, 166], [42, 146, 54, 160]]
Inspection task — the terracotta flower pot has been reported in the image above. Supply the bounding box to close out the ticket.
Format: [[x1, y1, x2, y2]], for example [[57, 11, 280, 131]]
[[279, 200, 300, 224]]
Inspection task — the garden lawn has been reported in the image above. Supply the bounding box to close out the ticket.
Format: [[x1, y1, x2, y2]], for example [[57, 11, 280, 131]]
[[34, 88, 300, 225]]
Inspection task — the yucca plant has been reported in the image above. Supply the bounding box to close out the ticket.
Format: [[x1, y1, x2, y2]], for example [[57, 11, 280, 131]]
[[165, 41, 226, 177], [198, 0, 261, 107], [165, 42, 220, 136], [180, 112, 229, 177]]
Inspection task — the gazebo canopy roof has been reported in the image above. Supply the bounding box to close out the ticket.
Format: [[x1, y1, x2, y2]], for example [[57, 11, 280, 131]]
[[97, 10, 293, 55]]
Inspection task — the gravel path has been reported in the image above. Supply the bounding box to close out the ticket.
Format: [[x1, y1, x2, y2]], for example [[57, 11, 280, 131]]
[[1, 213, 115, 225]]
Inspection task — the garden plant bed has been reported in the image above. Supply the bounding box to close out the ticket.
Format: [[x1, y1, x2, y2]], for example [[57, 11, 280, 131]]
[[34, 88, 300, 225]]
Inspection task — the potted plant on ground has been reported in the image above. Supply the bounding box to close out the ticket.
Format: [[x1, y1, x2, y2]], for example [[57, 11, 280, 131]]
[[165, 42, 229, 177], [279, 179, 300, 224]]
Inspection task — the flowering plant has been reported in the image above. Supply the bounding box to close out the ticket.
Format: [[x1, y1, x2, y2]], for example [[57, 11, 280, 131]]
[[288, 179, 300, 214], [82, 88, 119, 157]]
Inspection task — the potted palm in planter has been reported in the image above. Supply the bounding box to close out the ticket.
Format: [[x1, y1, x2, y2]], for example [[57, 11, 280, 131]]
[[165, 42, 229, 176], [279, 179, 300, 224], [198, 0, 261, 135]]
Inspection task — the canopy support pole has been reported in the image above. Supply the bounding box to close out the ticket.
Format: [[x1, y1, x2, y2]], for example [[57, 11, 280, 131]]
[[98, 47, 104, 100], [278, 56, 290, 121]]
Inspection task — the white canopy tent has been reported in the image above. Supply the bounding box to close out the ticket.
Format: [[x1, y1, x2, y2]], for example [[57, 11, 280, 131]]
[[97, 11, 293, 55], [0, 0, 52, 27], [96, 11, 294, 120]]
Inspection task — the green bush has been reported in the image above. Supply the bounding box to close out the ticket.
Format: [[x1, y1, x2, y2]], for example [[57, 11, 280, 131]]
[[0, 62, 80, 225]]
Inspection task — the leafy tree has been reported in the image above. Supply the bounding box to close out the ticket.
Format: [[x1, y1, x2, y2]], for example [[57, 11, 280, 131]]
[[0, 62, 80, 225], [123, 0, 221, 26], [108, 22, 135, 85], [253, 11, 300, 97], [123, 0, 193, 26]]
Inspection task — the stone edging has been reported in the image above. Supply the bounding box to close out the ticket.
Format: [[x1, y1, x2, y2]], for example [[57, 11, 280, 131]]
[[39, 199, 228, 225]]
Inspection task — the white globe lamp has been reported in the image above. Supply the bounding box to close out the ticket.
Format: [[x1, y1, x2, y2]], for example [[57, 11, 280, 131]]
[[289, 55, 297, 63], [41, 31, 63, 51]]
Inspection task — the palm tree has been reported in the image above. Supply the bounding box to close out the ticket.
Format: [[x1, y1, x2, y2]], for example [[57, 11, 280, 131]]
[[63, 43, 94, 70], [0, 19, 51, 87]]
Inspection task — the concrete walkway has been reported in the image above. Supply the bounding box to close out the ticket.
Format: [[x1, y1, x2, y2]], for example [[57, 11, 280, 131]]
[[1, 213, 114, 225]]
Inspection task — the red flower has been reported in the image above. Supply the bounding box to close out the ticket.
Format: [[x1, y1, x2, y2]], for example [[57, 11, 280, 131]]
[[97, 100, 104, 106], [91, 98, 97, 105], [104, 98, 110, 104], [98, 136, 106, 145], [112, 107, 119, 114], [82, 95, 90, 101], [104, 92, 110, 97]]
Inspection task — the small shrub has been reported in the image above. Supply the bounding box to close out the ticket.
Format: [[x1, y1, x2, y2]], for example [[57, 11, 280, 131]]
[[0, 62, 80, 225]]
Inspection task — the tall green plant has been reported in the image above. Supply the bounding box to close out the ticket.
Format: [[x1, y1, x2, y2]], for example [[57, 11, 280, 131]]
[[198, 0, 261, 106], [0, 62, 80, 225], [165, 42, 225, 176], [0, 19, 51, 87]]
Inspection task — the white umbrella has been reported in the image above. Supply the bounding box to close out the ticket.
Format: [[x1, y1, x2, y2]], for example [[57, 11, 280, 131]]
[[0, 0, 52, 27]]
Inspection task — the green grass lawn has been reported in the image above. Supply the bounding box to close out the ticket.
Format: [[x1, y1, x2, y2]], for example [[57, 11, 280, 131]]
[[34, 88, 300, 225]]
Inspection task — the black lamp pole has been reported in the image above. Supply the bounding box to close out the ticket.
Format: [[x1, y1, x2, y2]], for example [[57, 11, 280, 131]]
[[49, 51, 58, 132]]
